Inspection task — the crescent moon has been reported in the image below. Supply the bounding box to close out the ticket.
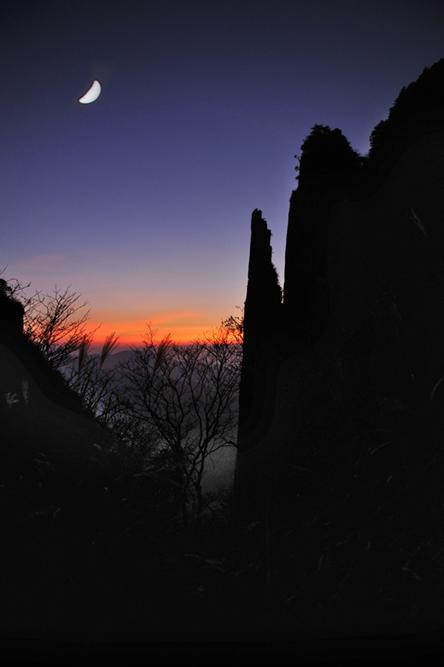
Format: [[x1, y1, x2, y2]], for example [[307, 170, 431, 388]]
[[78, 80, 102, 104]]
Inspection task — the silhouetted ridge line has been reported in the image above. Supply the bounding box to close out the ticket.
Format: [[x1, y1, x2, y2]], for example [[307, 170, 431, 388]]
[[369, 58, 444, 171], [0, 279, 117, 466], [0, 279, 84, 413], [236, 56, 444, 544]]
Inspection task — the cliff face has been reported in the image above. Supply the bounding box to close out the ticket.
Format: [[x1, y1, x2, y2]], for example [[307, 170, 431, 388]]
[[238, 209, 281, 452], [236, 60, 444, 521]]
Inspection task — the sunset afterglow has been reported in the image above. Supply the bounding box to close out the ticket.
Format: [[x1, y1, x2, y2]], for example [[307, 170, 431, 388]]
[[86, 309, 222, 347], [3, 0, 444, 647], [2, 2, 443, 347]]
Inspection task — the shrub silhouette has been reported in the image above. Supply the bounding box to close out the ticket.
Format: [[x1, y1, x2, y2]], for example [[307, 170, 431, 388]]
[[369, 58, 444, 167], [298, 124, 363, 185]]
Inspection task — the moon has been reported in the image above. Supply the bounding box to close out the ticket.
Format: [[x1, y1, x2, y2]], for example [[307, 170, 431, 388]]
[[78, 80, 102, 104]]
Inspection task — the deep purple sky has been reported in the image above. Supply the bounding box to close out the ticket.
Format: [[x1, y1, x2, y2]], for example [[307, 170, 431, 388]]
[[2, 0, 443, 343]]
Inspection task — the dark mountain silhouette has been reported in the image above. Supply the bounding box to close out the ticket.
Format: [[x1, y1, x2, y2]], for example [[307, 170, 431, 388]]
[[3, 59, 444, 651], [368, 59, 444, 175], [235, 59, 444, 633]]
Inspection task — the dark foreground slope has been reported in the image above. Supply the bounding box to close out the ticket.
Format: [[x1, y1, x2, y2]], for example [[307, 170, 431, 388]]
[[0, 294, 239, 643]]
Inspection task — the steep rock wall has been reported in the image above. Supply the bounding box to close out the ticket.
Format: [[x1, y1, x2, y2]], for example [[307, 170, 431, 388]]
[[236, 60, 444, 520]]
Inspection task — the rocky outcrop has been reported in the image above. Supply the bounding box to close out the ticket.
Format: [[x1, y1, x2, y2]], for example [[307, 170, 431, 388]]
[[236, 59, 444, 522], [234, 210, 282, 517], [234, 60, 444, 631], [0, 280, 24, 340], [238, 209, 281, 451]]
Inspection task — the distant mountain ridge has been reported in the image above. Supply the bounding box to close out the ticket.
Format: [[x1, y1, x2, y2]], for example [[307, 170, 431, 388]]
[[99, 349, 137, 370]]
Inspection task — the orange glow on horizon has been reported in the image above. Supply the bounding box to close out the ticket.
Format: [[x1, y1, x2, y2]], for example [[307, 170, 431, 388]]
[[85, 309, 224, 348]]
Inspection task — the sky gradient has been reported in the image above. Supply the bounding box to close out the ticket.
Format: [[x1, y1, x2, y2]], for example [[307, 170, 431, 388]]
[[2, 0, 443, 345]]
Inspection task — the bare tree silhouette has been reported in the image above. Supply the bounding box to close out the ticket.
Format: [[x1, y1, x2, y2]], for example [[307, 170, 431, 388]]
[[120, 324, 241, 522]]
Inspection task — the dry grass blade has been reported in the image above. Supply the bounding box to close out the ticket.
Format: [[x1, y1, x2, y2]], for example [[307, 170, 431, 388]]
[[154, 334, 172, 371], [100, 332, 119, 368], [78, 336, 91, 371]]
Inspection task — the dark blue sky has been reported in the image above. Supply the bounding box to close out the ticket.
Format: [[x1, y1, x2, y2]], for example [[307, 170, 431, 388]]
[[2, 0, 443, 343]]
